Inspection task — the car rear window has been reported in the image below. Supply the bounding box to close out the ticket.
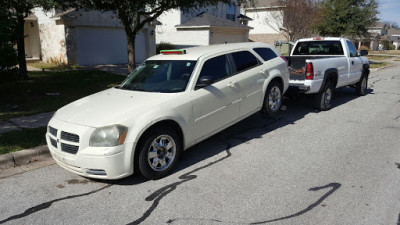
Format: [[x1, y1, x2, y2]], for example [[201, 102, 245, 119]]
[[231, 51, 260, 73], [253, 48, 278, 61], [292, 41, 344, 56]]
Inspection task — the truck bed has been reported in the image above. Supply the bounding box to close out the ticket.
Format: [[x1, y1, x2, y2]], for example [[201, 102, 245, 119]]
[[289, 56, 342, 81]]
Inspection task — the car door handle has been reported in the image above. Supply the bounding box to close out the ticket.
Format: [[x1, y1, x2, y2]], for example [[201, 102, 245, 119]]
[[228, 81, 238, 88]]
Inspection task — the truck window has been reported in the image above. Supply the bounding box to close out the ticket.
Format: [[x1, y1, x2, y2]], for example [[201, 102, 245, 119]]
[[346, 40, 358, 57], [231, 51, 260, 73], [293, 41, 344, 56], [253, 48, 278, 61]]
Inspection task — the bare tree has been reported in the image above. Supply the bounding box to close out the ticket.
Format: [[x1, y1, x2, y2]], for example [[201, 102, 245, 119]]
[[264, 0, 321, 41]]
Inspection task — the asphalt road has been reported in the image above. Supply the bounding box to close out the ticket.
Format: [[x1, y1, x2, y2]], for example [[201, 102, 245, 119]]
[[1, 65, 400, 225]]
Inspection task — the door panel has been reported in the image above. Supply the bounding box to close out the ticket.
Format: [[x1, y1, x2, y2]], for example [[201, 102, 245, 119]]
[[191, 77, 240, 139]]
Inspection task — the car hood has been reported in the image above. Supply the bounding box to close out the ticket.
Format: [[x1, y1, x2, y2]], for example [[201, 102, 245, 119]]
[[54, 88, 178, 127]]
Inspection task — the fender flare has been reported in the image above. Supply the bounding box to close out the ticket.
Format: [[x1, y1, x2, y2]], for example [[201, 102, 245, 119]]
[[318, 68, 338, 93]]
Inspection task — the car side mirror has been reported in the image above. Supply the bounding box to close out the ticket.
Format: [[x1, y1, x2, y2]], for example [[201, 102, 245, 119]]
[[196, 76, 214, 89], [360, 50, 368, 56]]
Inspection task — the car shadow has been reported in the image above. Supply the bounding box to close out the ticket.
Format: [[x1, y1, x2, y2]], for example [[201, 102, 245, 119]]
[[115, 86, 371, 186]]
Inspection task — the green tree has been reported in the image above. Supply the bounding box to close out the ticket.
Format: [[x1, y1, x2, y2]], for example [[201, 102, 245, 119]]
[[61, 0, 237, 72], [315, 0, 378, 38], [0, 8, 18, 79], [3, 0, 56, 80]]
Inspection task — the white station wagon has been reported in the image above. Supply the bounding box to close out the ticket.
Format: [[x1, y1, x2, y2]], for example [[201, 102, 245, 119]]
[[46, 42, 290, 180]]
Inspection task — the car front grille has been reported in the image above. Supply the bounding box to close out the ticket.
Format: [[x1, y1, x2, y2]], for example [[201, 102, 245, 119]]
[[50, 138, 58, 148], [61, 143, 79, 154], [61, 131, 80, 143], [49, 126, 58, 137], [49, 126, 81, 155]]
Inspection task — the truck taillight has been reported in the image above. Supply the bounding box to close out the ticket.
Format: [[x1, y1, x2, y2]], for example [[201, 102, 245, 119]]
[[306, 63, 314, 80], [280, 56, 288, 65]]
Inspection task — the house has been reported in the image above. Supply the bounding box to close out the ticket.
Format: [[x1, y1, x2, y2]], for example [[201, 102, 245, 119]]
[[388, 28, 400, 50], [356, 22, 400, 50], [241, 0, 286, 45], [156, 2, 252, 48], [24, 8, 156, 66]]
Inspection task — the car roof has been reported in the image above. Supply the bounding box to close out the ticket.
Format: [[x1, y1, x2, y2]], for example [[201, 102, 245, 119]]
[[148, 42, 276, 61]]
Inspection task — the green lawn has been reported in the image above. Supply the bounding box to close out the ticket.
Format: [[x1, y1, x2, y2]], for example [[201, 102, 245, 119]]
[[0, 70, 125, 121], [370, 62, 391, 69], [366, 55, 393, 61], [27, 62, 80, 71], [369, 50, 400, 55], [0, 127, 47, 154]]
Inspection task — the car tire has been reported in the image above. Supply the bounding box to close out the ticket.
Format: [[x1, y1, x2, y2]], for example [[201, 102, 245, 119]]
[[138, 126, 182, 180], [356, 73, 368, 96], [314, 81, 333, 111], [262, 81, 282, 117]]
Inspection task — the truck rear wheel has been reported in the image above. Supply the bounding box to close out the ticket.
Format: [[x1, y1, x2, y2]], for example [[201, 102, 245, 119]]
[[314, 81, 333, 111]]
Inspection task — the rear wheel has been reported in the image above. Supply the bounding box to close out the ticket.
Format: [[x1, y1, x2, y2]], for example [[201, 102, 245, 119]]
[[138, 126, 182, 180], [356, 74, 368, 96], [314, 81, 333, 111], [262, 81, 282, 117]]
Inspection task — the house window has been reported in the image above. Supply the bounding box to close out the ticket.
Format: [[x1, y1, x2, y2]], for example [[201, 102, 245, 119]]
[[226, 4, 235, 21]]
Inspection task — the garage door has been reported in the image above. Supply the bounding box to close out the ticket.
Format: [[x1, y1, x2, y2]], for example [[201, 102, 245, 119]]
[[76, 27, 147, 66]]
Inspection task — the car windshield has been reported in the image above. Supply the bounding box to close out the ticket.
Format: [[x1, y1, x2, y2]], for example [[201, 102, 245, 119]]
[[119, 60, 197, 93]]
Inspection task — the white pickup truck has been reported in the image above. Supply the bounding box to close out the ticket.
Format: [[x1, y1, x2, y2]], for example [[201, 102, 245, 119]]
[[287, 37, 369, 110]]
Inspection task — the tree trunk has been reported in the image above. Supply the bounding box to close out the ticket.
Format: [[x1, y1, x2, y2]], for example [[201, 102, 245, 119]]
[[127, 34, 136, 73], [16, 14, 28, 79]]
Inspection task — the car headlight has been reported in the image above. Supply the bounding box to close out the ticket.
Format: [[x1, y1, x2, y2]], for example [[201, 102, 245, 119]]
[[89, 125, 128, 147]]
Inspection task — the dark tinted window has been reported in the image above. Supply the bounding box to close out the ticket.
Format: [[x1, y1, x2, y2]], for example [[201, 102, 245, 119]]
[[198, 55, 231, 82], [121, 60, 196, 93], [253, 48, 278, 61], [231, 51, 260, 72], [292, 41, 344, 55]]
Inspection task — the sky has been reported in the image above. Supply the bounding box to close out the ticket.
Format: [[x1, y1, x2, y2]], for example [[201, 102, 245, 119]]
[[377, 0, 400, 25]]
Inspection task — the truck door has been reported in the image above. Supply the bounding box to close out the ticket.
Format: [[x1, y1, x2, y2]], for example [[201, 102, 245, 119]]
[[346, 40, 363, 83]]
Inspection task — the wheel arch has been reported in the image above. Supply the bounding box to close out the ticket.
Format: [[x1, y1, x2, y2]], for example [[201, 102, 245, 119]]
[[319, 68, 338, 92], [133, 119, 184, 171]]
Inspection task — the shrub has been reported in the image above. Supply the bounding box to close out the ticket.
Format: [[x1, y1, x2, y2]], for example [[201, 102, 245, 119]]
[[156, 42, 176, 54]]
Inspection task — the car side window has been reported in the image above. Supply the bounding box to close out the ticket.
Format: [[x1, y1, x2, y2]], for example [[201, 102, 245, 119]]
[[346, 40, 358, 57], [198, 54, 231, 83], [253, 48, 278, 61], [231, 51, 260, 73]]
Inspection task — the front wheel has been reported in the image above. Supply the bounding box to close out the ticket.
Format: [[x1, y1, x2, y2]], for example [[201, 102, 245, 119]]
[[314, 81, 333, 111], [138, 126, 182, 180], [356, 74, 368, 96], [262, 81, 283, 117]]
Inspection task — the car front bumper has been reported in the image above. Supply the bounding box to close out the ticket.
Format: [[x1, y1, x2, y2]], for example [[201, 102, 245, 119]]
[[46, 118, 135, 180]]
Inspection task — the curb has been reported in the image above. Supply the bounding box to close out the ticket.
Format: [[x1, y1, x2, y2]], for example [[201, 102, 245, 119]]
[[0, 145, 51, 169]]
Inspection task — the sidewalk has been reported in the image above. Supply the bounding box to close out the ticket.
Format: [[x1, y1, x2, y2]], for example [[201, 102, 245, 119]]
[[0, 112, 54, 177]]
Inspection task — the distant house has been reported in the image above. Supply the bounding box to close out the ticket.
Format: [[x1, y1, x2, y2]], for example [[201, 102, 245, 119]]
[[388, 28, 400, 50], [156, 2, 252, 48], [356, 22, 400, 50], [24, 8, 156, 66], [241, 0, 286, 45]]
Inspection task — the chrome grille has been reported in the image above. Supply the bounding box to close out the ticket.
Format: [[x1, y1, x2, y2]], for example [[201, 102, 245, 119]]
[[61, 131, 80, 143], [49, 126, 58, 137], [50, 138, 57, 148], [61, 143, 79, 154]]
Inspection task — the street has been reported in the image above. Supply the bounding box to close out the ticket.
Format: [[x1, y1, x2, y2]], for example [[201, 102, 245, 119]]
[[1, 65, 400, 225]]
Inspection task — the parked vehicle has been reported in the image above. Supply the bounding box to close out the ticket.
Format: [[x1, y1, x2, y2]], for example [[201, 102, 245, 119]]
[[46, 42, 290, 180], [287, 37, 369, 110]]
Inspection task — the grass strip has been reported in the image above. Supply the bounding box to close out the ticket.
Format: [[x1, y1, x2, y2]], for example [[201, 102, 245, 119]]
[[0, 127, 47, 155]]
